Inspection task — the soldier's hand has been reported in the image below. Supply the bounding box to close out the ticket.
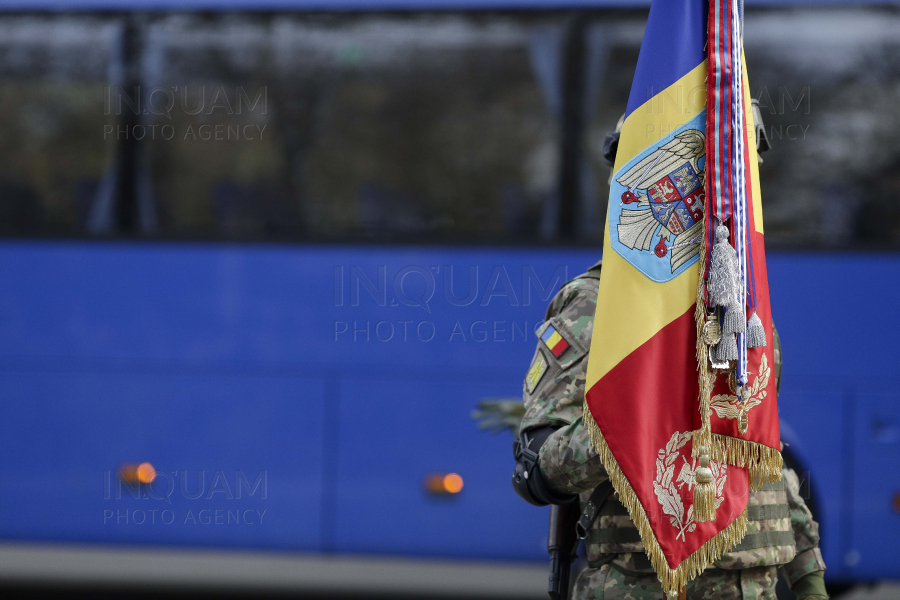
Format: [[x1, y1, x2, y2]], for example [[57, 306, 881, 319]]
[[792, 571, 828, 600]]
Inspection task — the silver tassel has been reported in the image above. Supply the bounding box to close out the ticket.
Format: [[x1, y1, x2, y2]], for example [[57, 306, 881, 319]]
[[707, 225, 739, 308], [746, 311, 767, 348], [714, 332, 739, 362], [723, 300, 746, 334]]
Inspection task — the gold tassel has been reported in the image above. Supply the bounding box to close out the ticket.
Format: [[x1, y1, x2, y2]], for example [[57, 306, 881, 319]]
[[691, 216, 717, 522], [583, 405, 748, 597], [690, 219, 783, 494], [692, 450, 717, 522], [692, 216, 783, 491]]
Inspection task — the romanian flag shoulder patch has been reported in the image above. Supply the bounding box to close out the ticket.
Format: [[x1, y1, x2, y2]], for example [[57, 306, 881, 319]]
[[540, 325, 569, 358]]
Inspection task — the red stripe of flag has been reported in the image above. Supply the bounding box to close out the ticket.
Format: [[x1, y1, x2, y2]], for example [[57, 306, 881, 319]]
[[550, 338, 569, 357]]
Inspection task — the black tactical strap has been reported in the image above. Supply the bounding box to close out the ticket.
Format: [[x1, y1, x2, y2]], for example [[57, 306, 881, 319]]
[[595, 528, 795, 556], [599, 498, 629, 516], [758, 479, 785, 491], [605, 553, 654, 575], [747, 504, 790, 521], [592, 505, 790, 545], [575, 480, 614, 540], [597, 528, 643, 544], [730, 530, 795, 551]]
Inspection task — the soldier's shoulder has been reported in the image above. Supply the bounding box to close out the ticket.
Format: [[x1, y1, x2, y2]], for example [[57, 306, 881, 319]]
[[545, 268, 601, 320], [540, 269, 600, 354], [520, 266, 600, 432]]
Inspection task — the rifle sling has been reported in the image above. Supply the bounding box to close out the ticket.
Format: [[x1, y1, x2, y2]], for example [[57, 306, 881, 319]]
[[575, 480, 614, 541]]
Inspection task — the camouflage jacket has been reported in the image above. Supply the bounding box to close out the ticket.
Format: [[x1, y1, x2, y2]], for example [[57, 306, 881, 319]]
[[521, 266, 826, 586]]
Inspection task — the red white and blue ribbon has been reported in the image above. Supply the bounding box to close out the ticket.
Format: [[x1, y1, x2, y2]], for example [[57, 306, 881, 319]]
[[706, 0, 751, 385]]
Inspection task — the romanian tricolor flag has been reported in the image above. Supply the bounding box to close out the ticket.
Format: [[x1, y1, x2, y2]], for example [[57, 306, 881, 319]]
[[541, 325, 570, 358], [583, 0, 783, 594]]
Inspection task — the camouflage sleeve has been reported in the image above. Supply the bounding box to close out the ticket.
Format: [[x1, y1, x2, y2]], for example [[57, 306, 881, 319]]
[[516, 275, 607, 494], [539, 417, 608, 494], [781, 467, 827, 586], [519, 278, 598, 433]]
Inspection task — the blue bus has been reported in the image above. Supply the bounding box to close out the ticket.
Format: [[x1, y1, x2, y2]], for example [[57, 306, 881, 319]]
[[0, 1, 897, 596]]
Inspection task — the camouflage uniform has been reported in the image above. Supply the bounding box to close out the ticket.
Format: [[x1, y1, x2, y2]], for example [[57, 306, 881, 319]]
[[521, 265, 827, 600]]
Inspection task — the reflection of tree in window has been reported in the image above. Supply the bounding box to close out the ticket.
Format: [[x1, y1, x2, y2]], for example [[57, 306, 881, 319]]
[[0, 17, 115, 237], [302, 39, 554, 241], [4, 10, 900, 249]]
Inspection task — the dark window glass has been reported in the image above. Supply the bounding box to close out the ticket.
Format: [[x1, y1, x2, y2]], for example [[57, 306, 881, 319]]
[[141, 13, 565, 243], [585, 8, 900, 249], [743, 8, 900, 248], [2, 9, 900, 249], [0, 17, 116, 237], [582, 20, 644, 244]]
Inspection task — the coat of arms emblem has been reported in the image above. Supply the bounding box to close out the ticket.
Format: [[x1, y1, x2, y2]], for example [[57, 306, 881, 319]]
[[608, 113, 707, 283]]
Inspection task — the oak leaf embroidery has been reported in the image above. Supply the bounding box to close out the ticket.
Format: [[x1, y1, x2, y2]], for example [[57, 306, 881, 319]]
[[653, 431, 728, 541], [709, 353, 771, 421]]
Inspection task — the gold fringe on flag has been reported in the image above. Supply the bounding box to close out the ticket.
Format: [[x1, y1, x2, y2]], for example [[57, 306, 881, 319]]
[[708, 432, 783, 490], [584, 403, 749, 597]]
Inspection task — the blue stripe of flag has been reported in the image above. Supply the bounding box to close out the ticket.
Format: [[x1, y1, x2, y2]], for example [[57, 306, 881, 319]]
[[624, 0, 708, 120], [540, 326, 556, 343]]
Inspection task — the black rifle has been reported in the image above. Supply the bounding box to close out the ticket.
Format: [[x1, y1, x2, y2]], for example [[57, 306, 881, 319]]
[[547, 501, 580, 600], [548, 481, 614, 600]]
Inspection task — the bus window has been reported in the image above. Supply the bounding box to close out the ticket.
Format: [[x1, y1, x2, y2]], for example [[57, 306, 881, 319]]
[[583, 8, 900, 250], [4, 8, 900, 249], [143, 13, 568, 244], [0, 16, 117, 237]]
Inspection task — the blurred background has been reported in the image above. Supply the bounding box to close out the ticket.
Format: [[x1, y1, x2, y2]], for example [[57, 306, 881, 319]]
[[0, 0, 898, 598]]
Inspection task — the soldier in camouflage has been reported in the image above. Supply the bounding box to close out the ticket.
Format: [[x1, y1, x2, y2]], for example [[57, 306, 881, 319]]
[[516, 262, 828, 600]]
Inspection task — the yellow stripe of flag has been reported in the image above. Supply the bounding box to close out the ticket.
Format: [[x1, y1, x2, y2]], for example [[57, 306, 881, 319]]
[[586, 62, 706, 391], [547, 331, 563, 348]]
